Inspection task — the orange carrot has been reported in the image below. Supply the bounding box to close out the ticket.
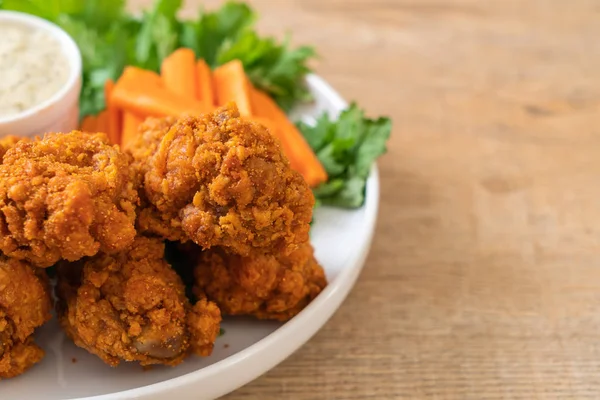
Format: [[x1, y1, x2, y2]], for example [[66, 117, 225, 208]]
[[121, 112, 144, 150], [95, 110, 110, 135], [212, 60, 252, 117], [80, 115, 97, 133], [111, 66, 210, 118], [104, 79, 121, 144], [249, 86, 328, 187], [125, 66, 164, 87], [196, 59, 214, 107], [161, 48, 198, 100]]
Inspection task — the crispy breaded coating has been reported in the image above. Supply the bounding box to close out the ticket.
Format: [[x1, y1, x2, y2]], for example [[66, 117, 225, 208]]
[[0, 136, 24, 162], [0, 132, 138, 267], [56, 237, 221, 367], [130, 104, 315, 256], [0, 257, 52, 379], [193, 242, 327, 321]]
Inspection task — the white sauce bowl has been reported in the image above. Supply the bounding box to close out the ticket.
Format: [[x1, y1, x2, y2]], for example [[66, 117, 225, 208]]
[[0, 11, 82, 137]]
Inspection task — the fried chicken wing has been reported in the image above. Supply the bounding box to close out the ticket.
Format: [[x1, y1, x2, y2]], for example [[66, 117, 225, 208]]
[[192, 243, 327, 321], [56, 237, 221, 367], [0, 131, 138, 267], [0, 256, 52, 379], [130, 104, 314, 256]]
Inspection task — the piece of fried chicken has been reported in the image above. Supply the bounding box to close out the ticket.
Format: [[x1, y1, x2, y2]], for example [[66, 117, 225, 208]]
[[192, 242, 327, 321], [0, 256, 52, 379], [130, 104, 314, 257], [0, 131, 138, 267], [56, 237, 221, 367]]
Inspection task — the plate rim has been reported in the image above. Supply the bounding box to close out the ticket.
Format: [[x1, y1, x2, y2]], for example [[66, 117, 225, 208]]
[[72, 74, 381, 400]]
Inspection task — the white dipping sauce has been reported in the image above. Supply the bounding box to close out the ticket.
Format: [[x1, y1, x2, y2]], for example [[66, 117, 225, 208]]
[[0, 23, 70, 118]]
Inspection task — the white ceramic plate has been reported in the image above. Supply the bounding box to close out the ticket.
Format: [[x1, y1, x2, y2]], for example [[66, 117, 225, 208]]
[[0, 75, 380, 400]]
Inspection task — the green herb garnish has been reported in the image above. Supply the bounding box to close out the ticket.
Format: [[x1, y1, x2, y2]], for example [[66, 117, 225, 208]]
[[298, 104, 392, 208]]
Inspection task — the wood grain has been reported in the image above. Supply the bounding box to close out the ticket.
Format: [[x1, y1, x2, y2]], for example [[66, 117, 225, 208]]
[[129, 0, 600, 398]]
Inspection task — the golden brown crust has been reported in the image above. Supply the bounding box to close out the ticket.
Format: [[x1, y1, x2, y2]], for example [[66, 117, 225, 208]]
[[130, 104, 315, 256], [187, 298, 222, 357], [0, 136, 25, 162], [56, 237, 221, 367], [193, 242, 327, 321], [0, 256, 52, 379], [0, 131, 138, 267], [0, 338, 45, 379]]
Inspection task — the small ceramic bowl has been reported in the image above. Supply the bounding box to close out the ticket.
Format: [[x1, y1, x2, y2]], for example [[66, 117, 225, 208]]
[[0, 11, 82, 137]]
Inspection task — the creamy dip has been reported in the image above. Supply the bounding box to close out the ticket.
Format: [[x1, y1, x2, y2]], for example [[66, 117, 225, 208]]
[[0, 22, 70, 118]]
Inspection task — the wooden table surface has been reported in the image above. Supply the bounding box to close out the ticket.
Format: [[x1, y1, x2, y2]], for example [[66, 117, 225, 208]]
[[130, 1, 600, 398]]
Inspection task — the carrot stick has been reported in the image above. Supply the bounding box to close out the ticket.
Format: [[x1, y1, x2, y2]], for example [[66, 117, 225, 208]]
[[249, 86, 328, 187], [212, 60, 252, 117], [104, 79, 121, 144], [161, 48, 198, 100], [95, 110, 110, 135], [196, 59, 214, 107], [121, 112, 144, 150], [123, 66, 164, 87], [111, 66, 210, 118], [80, 115, 97, 132]]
